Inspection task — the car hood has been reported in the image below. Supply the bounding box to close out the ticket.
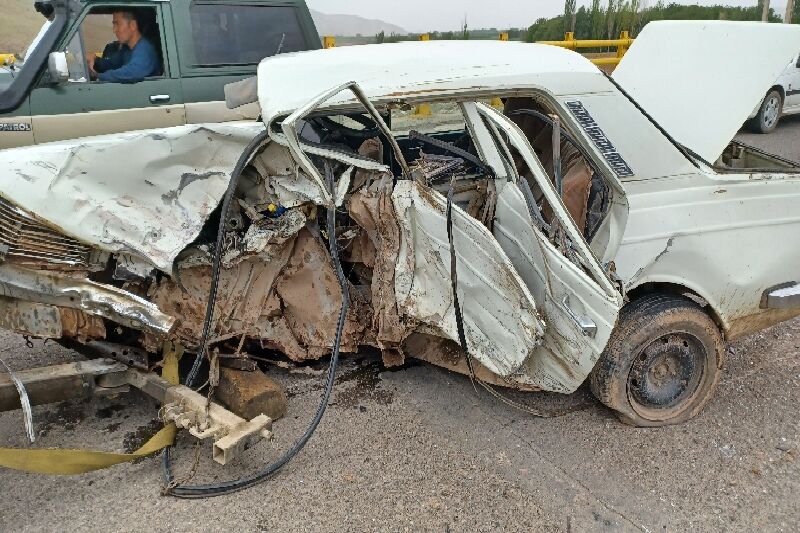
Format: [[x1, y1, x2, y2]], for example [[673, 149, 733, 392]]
[[613, 20, 800, 164], [0, 122, 265, 272]]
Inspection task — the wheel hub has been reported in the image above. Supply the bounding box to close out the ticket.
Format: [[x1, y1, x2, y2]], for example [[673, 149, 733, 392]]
[[764, 96, 780, 128], [628, 333, 705, 418]]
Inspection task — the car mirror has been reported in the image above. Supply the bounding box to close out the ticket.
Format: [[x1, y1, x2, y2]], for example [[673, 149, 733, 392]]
[[47, 52, 69, 84]]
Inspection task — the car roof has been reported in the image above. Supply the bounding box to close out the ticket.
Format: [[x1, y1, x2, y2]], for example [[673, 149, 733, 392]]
[[256, 40, 611, 124]]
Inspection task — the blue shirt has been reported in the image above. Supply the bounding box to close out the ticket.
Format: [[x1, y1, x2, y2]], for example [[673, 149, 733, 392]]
[[95, 38, 160, 83]]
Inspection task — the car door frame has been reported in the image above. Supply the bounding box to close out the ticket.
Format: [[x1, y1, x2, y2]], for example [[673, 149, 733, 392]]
[[465, 101, 625, 392], [28, 1, 185, 144]]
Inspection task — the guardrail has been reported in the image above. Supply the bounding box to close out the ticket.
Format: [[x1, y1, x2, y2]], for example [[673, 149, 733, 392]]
[[537, 31, 633, 66]]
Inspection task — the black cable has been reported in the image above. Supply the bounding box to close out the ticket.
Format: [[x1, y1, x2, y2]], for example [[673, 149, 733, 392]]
[[445, 175, 592, 419], [163, 159, 350, 497], [184, 128, 272, 388], [446, 175, 476, 378], [600, 73, 703, 170]]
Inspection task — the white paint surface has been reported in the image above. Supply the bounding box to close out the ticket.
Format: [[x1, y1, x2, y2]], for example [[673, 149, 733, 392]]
[[0, 122, 265, 272], [613, 20, 800, 163]]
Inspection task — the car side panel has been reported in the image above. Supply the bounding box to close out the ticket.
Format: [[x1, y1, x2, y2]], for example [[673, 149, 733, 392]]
[[616, 171, 800, 340], [781, 56, 800, 112]]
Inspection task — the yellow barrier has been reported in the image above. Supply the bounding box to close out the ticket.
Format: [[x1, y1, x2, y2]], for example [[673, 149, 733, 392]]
[[0, 54, 16, 66], [323, 36, 336, 49], [537, 31, 633, 66], [414, 34, 432, 117]]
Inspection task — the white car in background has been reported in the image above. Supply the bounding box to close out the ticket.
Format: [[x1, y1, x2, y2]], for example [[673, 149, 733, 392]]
[[748, 53, 800, 133]]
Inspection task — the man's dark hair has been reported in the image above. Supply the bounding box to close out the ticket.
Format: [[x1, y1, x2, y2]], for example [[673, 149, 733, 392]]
[[34, 1, 54, 19], [113, 9, 138, 24]]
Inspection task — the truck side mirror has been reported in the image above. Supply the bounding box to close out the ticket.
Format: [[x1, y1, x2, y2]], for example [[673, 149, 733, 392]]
[[47, 52, 69, 84]]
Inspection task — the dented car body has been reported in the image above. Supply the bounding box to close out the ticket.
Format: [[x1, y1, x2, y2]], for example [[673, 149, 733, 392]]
[[2, 21, 800, 429]]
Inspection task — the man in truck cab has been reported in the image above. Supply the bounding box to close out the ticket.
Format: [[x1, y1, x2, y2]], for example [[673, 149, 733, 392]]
[[87, 10, 160, 83]]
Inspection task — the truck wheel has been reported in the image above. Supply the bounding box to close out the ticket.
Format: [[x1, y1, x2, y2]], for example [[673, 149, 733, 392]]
[[589, 293, 724, 427], [751, 90, 782, 134]]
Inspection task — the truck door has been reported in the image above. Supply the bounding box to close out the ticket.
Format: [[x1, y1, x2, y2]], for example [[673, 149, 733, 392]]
[[175, 1, 320, 124], [28, 3, 184, 144]]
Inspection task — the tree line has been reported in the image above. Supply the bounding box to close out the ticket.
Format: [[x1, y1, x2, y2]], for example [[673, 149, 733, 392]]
[[526, 1, 784, 42]]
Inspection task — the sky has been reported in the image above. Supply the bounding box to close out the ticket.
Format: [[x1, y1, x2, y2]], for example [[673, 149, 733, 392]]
[[306, 1, 777, 33]]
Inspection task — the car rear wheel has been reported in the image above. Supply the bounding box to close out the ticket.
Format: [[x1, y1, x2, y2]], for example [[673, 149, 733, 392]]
[[751, 89, 782, 133], [589, 293, 724, 427]]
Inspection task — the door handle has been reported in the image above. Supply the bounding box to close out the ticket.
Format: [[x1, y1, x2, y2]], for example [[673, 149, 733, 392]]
[[562, 295, 597, 338], [149, 94, 170, 104]]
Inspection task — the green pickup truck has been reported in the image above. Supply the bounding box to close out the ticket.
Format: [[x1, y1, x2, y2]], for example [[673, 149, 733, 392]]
[[0, 0, 320, 149]]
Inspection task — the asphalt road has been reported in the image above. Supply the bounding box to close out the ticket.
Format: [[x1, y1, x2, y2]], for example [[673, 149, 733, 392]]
[[1, 123, 799, 532]]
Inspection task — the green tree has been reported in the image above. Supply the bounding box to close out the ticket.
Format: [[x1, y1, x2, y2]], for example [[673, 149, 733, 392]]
[[574, 6, 591, 38], [564, 0, 577, 33], [589, 0, 604, 39], [375, 30, 385, 44]]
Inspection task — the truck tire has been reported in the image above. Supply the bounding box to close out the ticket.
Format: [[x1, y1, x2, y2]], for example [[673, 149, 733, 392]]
[[750, 89, 782, 134], [589, 293, 724, 427]]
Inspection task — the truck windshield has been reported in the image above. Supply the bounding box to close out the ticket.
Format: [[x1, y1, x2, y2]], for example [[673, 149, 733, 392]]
[[19, 20, 53, 68]]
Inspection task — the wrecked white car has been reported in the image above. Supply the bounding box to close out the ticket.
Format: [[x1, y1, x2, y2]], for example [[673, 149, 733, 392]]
[[1, 19, 800, 471]]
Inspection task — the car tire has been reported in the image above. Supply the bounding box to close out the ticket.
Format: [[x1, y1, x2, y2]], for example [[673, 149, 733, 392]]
[[589, 293, 724, 427], [750, 89, 783, 134]]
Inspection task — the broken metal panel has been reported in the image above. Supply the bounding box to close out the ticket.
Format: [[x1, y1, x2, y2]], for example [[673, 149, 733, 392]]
[[0, 264, 175, 336], [0, 196, 90, 269], [0, 122, 266, 272], [58, 307, 106, 341], [277, 81, 408, 206], [152, 247, 296, 350], [0, 297, 62, 338], [0, 296, 105, 340], [476, 103, 621, 299], [403, 332, 541, 391], [274, 228, 370, 359], [491, 180, 620, 392], [392, 180, 544, 377], [347, 175, 413, 363]]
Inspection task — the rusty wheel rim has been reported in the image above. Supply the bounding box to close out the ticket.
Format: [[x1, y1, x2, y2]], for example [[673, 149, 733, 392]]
[[627, 333, 706, 421]]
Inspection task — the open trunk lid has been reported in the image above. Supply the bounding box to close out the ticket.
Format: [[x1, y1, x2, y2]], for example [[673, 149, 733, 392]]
[[613, 21, 800, 164]]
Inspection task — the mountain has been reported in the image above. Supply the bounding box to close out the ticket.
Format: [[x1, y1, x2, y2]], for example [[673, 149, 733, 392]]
[[310, 9, 407, 37]]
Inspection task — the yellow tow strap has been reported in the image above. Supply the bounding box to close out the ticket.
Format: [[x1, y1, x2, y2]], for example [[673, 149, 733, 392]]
[[0, 424, 176, 475], [0, 341, 182, 475]]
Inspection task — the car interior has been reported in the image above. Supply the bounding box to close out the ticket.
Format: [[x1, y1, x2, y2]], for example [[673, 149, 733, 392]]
[[290, 95, 613, 246], [79, 6, 164, 80]]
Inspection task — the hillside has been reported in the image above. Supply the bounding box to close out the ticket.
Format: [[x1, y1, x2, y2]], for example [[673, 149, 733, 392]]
[[310, 9, 407, 36]]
